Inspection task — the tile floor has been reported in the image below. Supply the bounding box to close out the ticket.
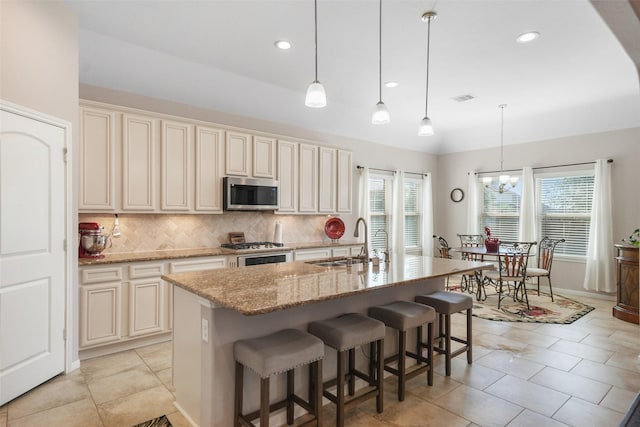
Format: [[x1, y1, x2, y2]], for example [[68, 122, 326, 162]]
[[1, 294, 638, 427]]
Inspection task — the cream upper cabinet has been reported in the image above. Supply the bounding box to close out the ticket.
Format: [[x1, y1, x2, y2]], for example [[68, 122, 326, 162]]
[[225, 131, 251, 176], [276, 140, 298, 213], [318, 147, 337, 213], [337, 149, 352, 213], [161, 120, 192, 211], [122, 113, 157, 211], [298, 143, 318, 213], [79, 106, 116, 211], [195, 126, 224, 212], [253, 136, 276, 179]]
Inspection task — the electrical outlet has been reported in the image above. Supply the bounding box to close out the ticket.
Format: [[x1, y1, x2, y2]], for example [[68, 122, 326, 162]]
[[201, 318, 208, 343]]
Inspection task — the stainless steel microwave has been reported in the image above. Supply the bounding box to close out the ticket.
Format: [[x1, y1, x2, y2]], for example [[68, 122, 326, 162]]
[[223, 177, 279, 211]]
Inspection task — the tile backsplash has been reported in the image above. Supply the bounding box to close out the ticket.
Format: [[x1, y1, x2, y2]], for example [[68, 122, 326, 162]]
[[78, 212, 334, 254]]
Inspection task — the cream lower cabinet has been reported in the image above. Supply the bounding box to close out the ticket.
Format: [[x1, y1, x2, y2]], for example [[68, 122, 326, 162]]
[[293, 245, 363, 261], [79, 256, 226, 357]]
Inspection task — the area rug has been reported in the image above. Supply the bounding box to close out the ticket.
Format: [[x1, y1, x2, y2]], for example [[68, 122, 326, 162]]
[[131, 415, 172, 427], [452, 285, 595, 324]]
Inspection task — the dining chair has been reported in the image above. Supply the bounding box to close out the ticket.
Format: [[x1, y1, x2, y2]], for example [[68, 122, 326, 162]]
[[483, 241, 536, 310], [432, 235, 452, 289], [457, 234, 485, 294], [525, 237, 565, 302]]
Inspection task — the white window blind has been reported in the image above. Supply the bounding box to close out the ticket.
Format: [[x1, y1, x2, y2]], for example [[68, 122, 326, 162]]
[[404, 178, 422, 254], [536, 173, 594, 256], [369, 174, 392, 251], [481, 181, 521, 241]]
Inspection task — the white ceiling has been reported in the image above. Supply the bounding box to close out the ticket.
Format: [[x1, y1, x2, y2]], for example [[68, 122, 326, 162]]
[[67, 0, 640, 154]]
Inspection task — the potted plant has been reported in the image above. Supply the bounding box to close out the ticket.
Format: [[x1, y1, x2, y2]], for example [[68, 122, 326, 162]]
[[622, 228, 640, 247], [484, 227, 499, 252]]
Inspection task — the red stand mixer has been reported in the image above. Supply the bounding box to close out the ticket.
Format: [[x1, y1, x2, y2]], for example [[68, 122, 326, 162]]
[[79, 222, 111, 258]]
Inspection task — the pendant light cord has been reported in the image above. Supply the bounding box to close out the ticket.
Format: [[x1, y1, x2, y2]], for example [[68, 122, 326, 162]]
[[424, 14, 432, 117], [499, 104, 506, 173], [378, 0, 382, 103], [314, 0, 318, 82]]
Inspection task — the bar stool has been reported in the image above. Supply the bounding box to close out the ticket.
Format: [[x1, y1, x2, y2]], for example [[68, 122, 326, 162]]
[[368, 301, 436, 401], [415, 291, 473, 376], [233, 328, 324, 427], [308, 313, 385, 427]]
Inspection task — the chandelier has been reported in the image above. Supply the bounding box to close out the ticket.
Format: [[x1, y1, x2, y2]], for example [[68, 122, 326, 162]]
[[483, 104, 518, 193]]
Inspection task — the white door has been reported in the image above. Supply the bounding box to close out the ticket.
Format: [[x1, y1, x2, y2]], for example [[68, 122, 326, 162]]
[[0, 104, 67, 405]]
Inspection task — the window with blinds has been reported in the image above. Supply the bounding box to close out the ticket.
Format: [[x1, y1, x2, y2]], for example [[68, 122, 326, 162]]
[[536, 173, 594, 257], [481, 181, 521, 241], [368, 173, 423, 254], [369, 174, 392, 252], [404, 178, 422, 254]]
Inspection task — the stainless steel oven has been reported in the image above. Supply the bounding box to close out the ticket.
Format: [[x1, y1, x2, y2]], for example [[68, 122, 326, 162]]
[[237, 251, 292, 267]]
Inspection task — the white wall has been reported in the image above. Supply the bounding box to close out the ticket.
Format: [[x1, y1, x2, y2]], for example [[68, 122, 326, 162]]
[[436, 127, 640, 294], [1, 0, 79, 362]]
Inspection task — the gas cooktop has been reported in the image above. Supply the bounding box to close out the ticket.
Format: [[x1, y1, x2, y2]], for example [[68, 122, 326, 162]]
[[221, 241, 285, 250]]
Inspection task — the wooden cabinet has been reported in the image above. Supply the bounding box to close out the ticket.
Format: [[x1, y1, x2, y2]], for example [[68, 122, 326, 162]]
[[225, 131, 251, 176], [195, 126, 224, 212], [161, 120, 192, 211], [79, 106, 116, 211], [122, 113, 157, 211], [298, 143, 318, 213], [336, 149, 352, 213], [277, 140, 298, 213], [253, 136, 276, 178], [79, 256, 226, 357], [613, 244, 639, 324], [318, 147, 337, 213]]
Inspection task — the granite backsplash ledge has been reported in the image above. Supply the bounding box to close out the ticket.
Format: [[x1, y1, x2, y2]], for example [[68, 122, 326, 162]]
[[78, 212, 335, 254]]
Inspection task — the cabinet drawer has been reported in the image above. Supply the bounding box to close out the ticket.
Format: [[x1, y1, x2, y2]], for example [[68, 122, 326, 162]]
[[129, 262, 164, 279], [294, 248, 332, 261], [81, 266, 123, 284], [170, 257, 226, 273]]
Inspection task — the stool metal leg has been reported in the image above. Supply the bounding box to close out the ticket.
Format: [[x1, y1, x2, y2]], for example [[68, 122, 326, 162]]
[[398, 329, 407, 401], [260, 377, 270, 426], [467, 308, 473, 364], [445, 314, 452, 376], [286, 369, 294, 424], [427, 322, 433, 386], [376, 338, 384, 413], [234, 361, 243, 427]]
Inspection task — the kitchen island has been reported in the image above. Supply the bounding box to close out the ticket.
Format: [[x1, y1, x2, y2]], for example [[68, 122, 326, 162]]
[[162, 255, 491, 426]]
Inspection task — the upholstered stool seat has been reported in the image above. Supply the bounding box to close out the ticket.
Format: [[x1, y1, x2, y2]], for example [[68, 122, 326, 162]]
[[309, 313, 386, 427], [415, 291, 473, 376], [368, 301, 436, 401], [234, 328, 324, 426]]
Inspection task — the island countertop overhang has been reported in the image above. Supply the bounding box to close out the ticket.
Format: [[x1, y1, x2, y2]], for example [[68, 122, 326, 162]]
[[162, 256, 493, 316]]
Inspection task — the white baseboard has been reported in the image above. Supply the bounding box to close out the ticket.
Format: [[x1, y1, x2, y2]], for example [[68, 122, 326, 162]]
[[173, 401, 198, 427], [79, 333, 172, 360], [553, 287, 616, 301]]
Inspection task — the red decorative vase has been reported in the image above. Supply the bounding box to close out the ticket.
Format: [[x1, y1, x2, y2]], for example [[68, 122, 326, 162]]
[[485, 238, 499, 252]]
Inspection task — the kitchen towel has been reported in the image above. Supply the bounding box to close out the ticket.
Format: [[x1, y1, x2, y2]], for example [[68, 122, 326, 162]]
[[273, 221, 282, 244]]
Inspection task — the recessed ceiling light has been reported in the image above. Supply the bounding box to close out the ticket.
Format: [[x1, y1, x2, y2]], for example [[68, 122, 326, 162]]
[[516, 31, 540, 43], [274, 40, 292, 50], [384, 81, 399, 88]]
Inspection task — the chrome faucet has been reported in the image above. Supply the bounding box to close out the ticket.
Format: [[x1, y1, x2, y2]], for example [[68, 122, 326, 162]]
[[374, 229, 390, 262], [353, 217, 369, 262]]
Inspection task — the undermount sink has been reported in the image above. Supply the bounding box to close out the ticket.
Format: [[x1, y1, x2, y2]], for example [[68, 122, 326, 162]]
[[306, 258, 367, 267]]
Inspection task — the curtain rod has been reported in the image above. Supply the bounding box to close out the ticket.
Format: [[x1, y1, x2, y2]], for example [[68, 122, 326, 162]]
[[471, 158, 613, 175], [356, 165, 428, 177]]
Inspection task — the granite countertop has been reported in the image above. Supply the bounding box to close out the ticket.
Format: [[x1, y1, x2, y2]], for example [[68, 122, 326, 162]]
[[162, 256, 493, 316], [78, 240, 363, 266]]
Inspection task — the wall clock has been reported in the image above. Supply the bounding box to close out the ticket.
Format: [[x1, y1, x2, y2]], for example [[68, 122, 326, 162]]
[[450, 188, 464, 203]]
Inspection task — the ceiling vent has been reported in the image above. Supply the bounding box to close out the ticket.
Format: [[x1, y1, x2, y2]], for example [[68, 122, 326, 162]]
[[452, 94, 476, 102]]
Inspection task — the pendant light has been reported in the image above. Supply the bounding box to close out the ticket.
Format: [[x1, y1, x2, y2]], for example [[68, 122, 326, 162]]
[[484, 104, 518, 193], [305, 0, 326, 108], [371, 0, 390, 124], [418, 11, 436, 136]]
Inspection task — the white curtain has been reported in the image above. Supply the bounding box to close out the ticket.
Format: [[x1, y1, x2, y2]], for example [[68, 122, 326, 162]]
[[422, 173, 434, 256], [466, 171, 481, 234], [518, 166, 537, 243], [391, 170, 405, 256], [583, 159, 615, 292], [357, 166, 370, 254]]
